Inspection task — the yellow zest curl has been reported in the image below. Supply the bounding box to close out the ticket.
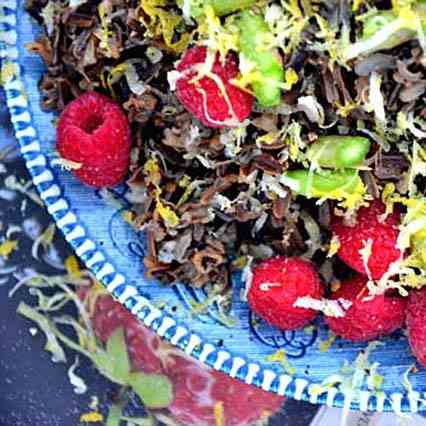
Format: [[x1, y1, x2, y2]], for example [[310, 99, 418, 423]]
[[138, 0, 191, 52], [283, 68, 298, 90], [80, 411, 104, 423], [0, 240, 18, 259], [156, 199, 180, 228], [65, 255, 81, 279]]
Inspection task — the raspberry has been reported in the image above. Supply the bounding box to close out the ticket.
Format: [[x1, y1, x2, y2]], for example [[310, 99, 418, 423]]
[[165, 354, 284, 426], [57, 91, 131, 188], [331, 200, 402, 279], [406, 289, 426, 366], [175, 46, 254, 128], [325, 276, 406, 341], [247, 257, 324, 330]]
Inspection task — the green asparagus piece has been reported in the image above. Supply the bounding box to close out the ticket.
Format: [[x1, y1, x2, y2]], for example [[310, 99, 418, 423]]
[[281, 169, 362, 197], [343, 2, 426, 60], [237, 10, 284, 107], [307, 136, 371, 169]]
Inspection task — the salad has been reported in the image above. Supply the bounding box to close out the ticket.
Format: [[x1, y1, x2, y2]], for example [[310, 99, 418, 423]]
[[26, 0, 426, 365]]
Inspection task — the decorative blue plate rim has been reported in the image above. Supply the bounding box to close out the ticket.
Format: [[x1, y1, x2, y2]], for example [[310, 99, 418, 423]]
[[0, 0, 421, 413]]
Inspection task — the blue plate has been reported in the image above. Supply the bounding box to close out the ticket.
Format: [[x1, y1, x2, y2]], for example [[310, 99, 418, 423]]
[[1, 0, 424, 413]]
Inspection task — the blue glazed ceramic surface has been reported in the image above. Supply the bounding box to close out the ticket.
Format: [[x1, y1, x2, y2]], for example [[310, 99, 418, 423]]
[[1, 0, 425, 413]]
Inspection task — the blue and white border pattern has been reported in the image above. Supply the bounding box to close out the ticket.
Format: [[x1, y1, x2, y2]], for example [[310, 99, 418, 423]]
[[0, 0, 416, 413]]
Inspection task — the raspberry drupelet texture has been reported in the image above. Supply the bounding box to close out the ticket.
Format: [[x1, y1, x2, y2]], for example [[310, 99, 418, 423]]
[[57, 91, 131, 188], [325, 276, 406, 341], [407, 289, 426, 367], [175, 46, 254, 128], [248, 256, 323, 330], [331, 200, 402, 279]]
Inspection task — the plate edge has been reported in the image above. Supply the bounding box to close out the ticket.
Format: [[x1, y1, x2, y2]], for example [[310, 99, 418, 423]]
[[0, 0, 417, 413]]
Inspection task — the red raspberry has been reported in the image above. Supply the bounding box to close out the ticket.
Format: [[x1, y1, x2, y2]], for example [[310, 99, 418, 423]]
[[57, 91, 131, 188], [248, 257, 324, 330], [325, 276, 406, 341], [331, 200, 402, 279], [175, 46, 254, 128], [165, 354, 284, 426], [406, 289, 426, 366]]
